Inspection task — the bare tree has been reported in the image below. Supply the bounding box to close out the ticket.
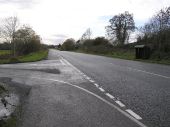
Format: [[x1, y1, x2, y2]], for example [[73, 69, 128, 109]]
[[106, 11, 135, 45], [81, 28, 92, 41], [139, 7, 170, 53], [0, 16, 19, 56]]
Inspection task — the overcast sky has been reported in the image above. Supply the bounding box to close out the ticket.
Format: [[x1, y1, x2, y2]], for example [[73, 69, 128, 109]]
[[0, 0, 169, 44]]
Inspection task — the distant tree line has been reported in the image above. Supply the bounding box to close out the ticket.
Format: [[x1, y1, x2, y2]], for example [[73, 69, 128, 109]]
[[61, 36, 113, 54]]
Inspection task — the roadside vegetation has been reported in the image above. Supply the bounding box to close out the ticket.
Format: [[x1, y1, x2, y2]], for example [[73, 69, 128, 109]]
[[0, 50, 10, 56], [0, 17, 48, 64], [0, 50, 48, 64], [58, 7, 170, 65]]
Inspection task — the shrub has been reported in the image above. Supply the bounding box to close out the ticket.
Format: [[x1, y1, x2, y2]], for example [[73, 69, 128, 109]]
[[14, 26, 42, 55], [61, 38, 75, 51]]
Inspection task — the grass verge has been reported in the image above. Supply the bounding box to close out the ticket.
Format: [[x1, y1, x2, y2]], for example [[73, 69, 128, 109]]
[[0, 50, 48, 64], [19, 50, 48, 62]]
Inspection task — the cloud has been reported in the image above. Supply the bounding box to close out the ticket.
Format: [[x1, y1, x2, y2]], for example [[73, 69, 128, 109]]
[[42, 34, 68, 45], [43, 38, 66, 45], [0, 0, 38, 8], [52, 34, 68, 39]]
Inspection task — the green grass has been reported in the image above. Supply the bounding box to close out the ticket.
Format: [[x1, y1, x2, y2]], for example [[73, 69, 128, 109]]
[[0, 50, 48, 64], [19, 50, 48, 62], [0, 50, 10, 56], [108, 50, 135, 60]]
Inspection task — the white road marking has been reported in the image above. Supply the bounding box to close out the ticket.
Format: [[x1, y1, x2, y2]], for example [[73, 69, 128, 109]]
[[126, 109, 142, 120], [105, 93, 115, 99], [86, 77, 91, 80], [62, 59, 72, 66], [60, 60, 66, 65], [94, 83, 99, 87], [89, 79, 95, 83], [115, 100, 125, 107], [129, 67, 170, 79], [99, 87, 105, 92], [20, 76, 146, 127], [110, 63, 170, 79], [59, 57, 146, 126]]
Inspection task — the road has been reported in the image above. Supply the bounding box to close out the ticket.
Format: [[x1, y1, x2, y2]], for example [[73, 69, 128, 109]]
[[55, 50, 170, 127], [0, 49, 169, 127]]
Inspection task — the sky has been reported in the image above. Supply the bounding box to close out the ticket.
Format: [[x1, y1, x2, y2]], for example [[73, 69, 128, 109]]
[[0, 0, 169, 44]]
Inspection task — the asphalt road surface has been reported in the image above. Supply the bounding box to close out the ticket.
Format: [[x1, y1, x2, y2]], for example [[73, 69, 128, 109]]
[[0, 49, 169, 127], [55, 49, 170, 127]]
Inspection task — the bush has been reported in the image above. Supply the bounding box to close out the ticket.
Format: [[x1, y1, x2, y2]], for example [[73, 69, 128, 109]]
[[93, 37, 110, 46], [80, 37, 113, 53], [61, 38, 75, 51], [14, 26, 42, 55]]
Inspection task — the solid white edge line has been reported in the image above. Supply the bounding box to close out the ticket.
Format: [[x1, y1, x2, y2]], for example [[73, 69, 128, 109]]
[[105, 93, 115, 99], [115, 100, 125, 107], [126, 109, 142, 120]]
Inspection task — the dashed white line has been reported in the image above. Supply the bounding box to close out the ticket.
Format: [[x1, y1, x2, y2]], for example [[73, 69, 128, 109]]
[[94, 83, 99, 87], [126, 109, 142, 120], [86, 77, 91, 80], [115, 100, 125, 107], [99, 87, 105, 92], [105, 93, 115, 99], [89, 79, 95, 83]]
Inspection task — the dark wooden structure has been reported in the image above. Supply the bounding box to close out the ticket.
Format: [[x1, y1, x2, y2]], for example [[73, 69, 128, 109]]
[[135, 45, 150, 59]]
